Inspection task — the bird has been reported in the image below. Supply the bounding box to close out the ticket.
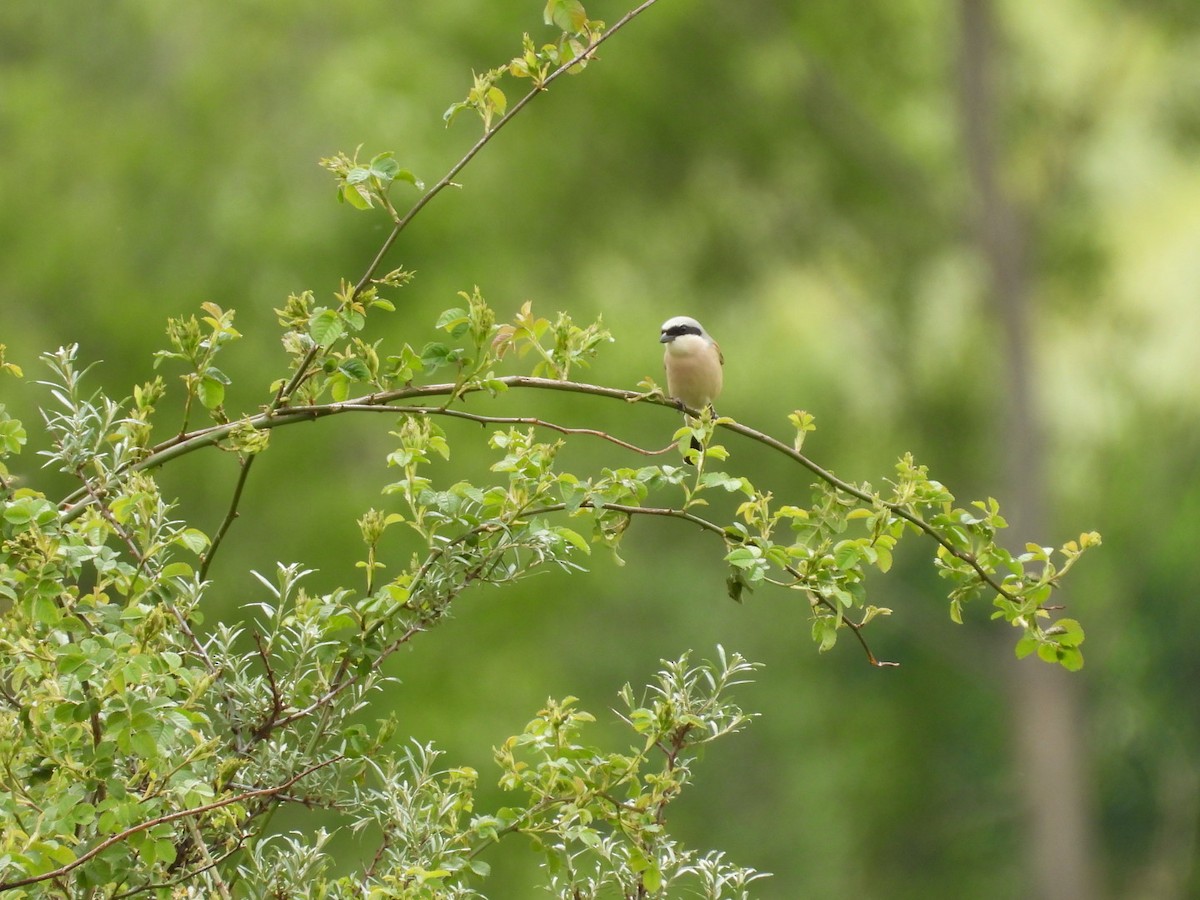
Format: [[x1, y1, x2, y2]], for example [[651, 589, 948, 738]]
[[659, 315, 723, 457]]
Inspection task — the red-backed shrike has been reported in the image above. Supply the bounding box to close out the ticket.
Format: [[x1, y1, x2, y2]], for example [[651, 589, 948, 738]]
[[660, 315, 723, 455]]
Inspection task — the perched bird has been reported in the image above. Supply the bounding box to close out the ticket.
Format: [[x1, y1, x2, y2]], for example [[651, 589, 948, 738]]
[[659, 315, 723, 456]]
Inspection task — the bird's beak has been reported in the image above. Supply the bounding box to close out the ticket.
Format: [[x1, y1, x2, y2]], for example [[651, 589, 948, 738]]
[[659, 333, 670, 343]]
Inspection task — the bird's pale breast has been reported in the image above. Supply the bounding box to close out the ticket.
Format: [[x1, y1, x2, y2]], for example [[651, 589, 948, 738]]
[[664, 336, 722, 410]]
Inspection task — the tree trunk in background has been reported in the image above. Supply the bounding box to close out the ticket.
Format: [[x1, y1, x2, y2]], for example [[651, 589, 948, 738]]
[[955, 2, 1101, 898]]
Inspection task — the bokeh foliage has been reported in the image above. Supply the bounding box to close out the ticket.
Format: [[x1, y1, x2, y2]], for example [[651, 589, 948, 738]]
[[2, 0, 1198, 896]]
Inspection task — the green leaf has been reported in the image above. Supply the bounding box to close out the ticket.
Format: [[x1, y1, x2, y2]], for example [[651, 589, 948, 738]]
[[698, 471, 751, 494], [487, 85, 507, 117], [420, 342, 452, 372], [177, 528, 209, 555], [443, 100, 470, 126], [642, 861, 663, 893], [949, 597, 963, 625], [0, 413, 28, 455], [154, 839, 177, 866], [196, 375, 224, 409], [1050, 617, 1085, 647], [436, 307, 470, 336], [32, 593, 61, 626], [369, 153, 400, 181], [832, 540, 861, 570], [395, 168, 425, 190], [339, 183, 373, 210], [338, 357, 371, 381], [813, 617, 838, 652], [861, 605, 892, 625], [725, 546, 762, 569], [555, 526, 591, 554], [3, 495, 47, 525], [160, 562, 194, 580], [1058, 647, 1084, 671], [726, 570, 748, 603], [309, 309, 344, 348], [545, 0, 587, 33]]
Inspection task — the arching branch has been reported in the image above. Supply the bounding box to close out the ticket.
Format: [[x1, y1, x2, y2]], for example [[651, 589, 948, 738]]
[[59, 375, 1020, 613]]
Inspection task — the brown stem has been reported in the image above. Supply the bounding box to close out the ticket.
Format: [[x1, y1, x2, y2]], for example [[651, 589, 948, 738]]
[[198, 454, 256, 581]]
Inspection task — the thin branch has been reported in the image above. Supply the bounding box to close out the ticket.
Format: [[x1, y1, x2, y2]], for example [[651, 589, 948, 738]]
[[271, 0, 663, 411], [184, 818, 233, 900], [57, 374, 1019, 610], [376, 404, 674, 456], [716, 421, 1013, 600], [532, 501, 896, 667], [198, 454, 256, 581], [161, 594, 219, 676], [77, 468, 146, 565], [351, 0, 661, 300], [0, 759, 338, 892], [250, 630, 285, 741], [59, 378, 643, 512], [364, 830, 392, 881], [109, 842, 243, 900]]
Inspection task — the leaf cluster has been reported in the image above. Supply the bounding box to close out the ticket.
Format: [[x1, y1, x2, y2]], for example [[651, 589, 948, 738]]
[[443, 0, 605, 131], [0, 0, 1099, 894]]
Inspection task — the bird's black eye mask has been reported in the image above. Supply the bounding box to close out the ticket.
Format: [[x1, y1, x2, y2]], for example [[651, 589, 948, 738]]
[[663, 324, 702, 338]]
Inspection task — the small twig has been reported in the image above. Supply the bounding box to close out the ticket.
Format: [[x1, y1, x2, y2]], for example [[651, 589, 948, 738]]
[[390, 405, 674, 456], [199, 454, 256, 581], [184, 818, 233, 900], [364, 831, 392, 880], [108, 842, 242, 899], [77, 468, 146, 565], [526, 501, 896, 667], [161, 596, 219, 675], [251, 631, 286, 740], [0, 759, 338, 892]]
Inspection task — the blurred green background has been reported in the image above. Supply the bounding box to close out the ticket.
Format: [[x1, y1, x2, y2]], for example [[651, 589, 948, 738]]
[[3, 1, 1198, 896]]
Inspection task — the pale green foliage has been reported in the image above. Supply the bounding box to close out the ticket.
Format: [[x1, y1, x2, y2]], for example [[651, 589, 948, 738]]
[[0, 274, 1097, 896], [444, 0, 605, 129], [0, 0, 1099, 895]]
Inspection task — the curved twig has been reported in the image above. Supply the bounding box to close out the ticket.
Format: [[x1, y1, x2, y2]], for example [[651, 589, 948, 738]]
[[199, 454, 255, 581], [529, 501, 896, 667], [397, 405, 676, 456]]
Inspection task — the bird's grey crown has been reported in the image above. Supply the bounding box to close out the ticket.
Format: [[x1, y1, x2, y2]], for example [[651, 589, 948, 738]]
[[659, 316, 706, 342]]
